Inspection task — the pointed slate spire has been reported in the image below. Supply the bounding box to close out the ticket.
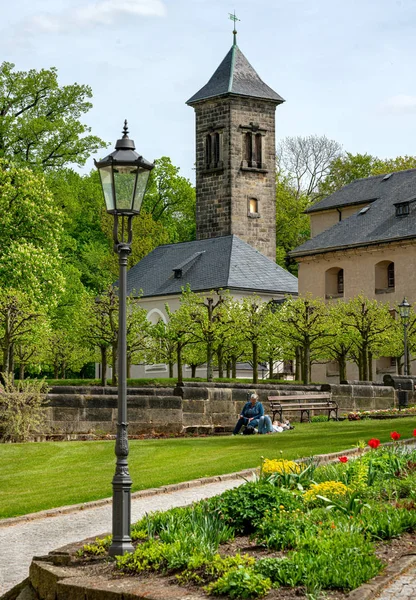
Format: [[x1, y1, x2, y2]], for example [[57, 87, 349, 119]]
[[187, 38, 284, 105]]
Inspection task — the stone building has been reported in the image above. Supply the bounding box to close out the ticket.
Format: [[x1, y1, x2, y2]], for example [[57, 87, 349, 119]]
[[122, 31, 298, 379], [187, 33, 284, 261], [291, 168, 416, 381]]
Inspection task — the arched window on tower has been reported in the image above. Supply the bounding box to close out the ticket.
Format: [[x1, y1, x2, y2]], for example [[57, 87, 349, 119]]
[[244, 132, 252, 165], [254, 133, 262, 168], [205, 135, 212, 169], [213, 132, 220, 166]]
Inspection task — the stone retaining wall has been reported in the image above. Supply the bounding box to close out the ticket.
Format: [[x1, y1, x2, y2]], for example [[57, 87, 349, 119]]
[[44, 382, 397, 437]]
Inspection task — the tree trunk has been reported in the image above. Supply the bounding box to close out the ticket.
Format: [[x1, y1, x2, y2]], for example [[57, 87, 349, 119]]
[[206, 340, 213, 382], [226, 360, 231, 379], [268, 355, 274, 379], [368, 351, 373, 382], [295, 347, 301, 381], [338, 355, 347, 383], [54, 364, 59, 379], [362, 347, 368, 381], [217, 345, 223, 379], [252, 342, 258, 384], [232, 356, 237, 379], [191, 364, 196, 378], [169, 362, 174, 378], [19, 363, 25, 380], [100, 346, 107, 386], [127, 357, 131, 380], [177, 344, 183, 386], [112, 343, 117, 386], [303, 345, 310, 384]]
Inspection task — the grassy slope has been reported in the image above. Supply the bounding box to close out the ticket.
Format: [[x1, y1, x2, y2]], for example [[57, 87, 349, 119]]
[[1, 418, 415, 519]]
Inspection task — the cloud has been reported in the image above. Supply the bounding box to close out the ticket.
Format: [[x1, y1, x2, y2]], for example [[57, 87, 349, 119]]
[[379, 94, 416, 115], [27, 0, 166, 33]]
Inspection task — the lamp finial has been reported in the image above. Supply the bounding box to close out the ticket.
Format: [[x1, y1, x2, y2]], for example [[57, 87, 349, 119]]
[[122, 120, 129, 138]]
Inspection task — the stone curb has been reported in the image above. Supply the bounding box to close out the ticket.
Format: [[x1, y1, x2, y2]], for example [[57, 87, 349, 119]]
[[1, 437, 414, 528], [347, 554, 416, 599]]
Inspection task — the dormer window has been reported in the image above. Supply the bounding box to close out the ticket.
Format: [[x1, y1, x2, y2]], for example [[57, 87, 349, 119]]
[[395, 202, 409, 217]]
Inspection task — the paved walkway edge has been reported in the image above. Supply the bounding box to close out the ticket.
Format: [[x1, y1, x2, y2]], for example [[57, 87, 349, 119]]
[[1, 437, 414, 528], [347, 554, 416, 599]]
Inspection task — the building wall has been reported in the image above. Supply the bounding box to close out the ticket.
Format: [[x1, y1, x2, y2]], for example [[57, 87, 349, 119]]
[[192, 96, 277, 261], [297, 239, 416, 381]]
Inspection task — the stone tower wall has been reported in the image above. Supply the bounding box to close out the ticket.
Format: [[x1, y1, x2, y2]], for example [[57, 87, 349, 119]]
[[193, 96, 277, 261]]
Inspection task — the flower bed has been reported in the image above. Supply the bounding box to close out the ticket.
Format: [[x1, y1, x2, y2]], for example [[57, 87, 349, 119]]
[[345, 406, 416, 420], [78, 433, 416, 598]]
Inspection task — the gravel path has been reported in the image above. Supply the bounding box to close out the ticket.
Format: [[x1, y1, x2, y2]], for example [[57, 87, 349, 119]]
[[0, 477, 244, 595], [375, 565, 416, 600]]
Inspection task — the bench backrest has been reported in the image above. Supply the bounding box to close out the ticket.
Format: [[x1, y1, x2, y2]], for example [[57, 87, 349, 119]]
[[268, 393, 332, 404]]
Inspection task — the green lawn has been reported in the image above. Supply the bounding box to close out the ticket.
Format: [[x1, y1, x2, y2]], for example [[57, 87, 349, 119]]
[[1, 417, 415, 519]]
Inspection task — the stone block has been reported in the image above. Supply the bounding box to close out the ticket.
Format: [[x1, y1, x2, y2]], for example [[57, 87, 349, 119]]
[[211, 413, 236, 427], [148, 397, 182, 410], [53, 408, 79, 422], [46, 394, 84, 408], [83, 397, 117, 409], [207, 388, 232, 401], [182, 413, 212, 427], [126, 397, 148, 409], [352, 385, 374, 398], [374, 396, 394, 409], [127, 408, 148, 421], [182, 400, 206, 414], [181, 386, 208, 400], [208, 400, 234, 414], [82, 408, 113, 422], [354, 398, 374, 410], [149, 409, 183, 424]]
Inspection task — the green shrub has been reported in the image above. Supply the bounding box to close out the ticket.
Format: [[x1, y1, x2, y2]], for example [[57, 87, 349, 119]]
[[256, 508, 316, 550], [0, 374, 48, 442], [76, 535, 112, 557], [206, 481, 303, 534], [254, 557, 304, 587], [205, 566, 272, 598]]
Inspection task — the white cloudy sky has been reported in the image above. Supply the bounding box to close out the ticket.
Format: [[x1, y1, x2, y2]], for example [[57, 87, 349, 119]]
[[2, 0, 416, 182]]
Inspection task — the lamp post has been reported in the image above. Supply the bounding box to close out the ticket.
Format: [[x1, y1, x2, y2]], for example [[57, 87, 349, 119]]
[[399, 297, 410, 376], [95, 121, 154, 556]]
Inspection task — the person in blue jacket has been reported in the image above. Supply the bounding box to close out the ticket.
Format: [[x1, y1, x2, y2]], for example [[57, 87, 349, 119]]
[[232, 392, 264, 435]]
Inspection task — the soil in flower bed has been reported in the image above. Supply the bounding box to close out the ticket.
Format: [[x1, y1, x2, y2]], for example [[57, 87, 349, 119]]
[[68, 530, 416, 599]]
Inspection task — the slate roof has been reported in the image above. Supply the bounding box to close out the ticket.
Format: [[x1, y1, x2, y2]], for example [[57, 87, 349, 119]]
[[126, 235, 298, 298], [187, 42, 284, 105], [291, 168, 416, 257]]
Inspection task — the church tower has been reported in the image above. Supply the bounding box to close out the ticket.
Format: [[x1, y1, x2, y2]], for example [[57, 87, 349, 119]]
[[187, 27, 284, 261]]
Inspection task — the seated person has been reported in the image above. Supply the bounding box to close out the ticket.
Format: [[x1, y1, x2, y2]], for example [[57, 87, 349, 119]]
[[233, 392, 264, 435]]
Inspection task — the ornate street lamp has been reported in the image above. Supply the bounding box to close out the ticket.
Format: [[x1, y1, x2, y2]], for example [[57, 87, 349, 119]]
[[398, 297, 410, 376], [95, 121, 154, 556]]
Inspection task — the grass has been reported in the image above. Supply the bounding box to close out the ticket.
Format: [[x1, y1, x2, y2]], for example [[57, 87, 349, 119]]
[[1, 417, 415, 519]]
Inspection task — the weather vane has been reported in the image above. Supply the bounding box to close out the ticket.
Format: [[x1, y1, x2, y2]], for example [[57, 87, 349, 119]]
[[229, 11, 240, 45]]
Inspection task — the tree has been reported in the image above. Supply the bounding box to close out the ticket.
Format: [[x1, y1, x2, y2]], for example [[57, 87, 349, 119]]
[[276, 135, 342, 198], [275, 174, 311, 274], [230, 297, 275, 384], [142, 157, 196, 243], [277, 297, 332, 384], [0, 62, 106, 169], [0, 289, 46, 374], [0, 160, 65, 305], [340, 296, 396, 381]]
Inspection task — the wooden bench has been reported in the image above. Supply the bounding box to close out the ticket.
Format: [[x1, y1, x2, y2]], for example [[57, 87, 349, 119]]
[[268, 393, 338, 423]]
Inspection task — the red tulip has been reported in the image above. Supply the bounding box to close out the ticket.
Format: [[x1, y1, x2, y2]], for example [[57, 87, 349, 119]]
[[368, 438, 381, 449], [413, 429, 416, 437], [339, 456, 348, 463], [390, 431, 401, 441]]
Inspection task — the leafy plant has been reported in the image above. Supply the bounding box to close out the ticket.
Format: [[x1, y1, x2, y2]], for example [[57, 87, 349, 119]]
[[317, 490, 370, 517], [205, 566, 271, 598], [206, 481, 303, 534], [0, 374, 48, 442], [304, 481, 350, 506], [76, 535, 112, 557]]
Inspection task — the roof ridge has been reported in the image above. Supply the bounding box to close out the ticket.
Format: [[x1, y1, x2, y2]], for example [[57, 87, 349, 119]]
[[228, 44, 237, 92]]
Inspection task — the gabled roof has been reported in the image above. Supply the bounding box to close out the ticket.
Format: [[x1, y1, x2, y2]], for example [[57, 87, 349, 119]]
[[291, 168, 416, 257], [186, 42, 284, 105], [127, 235, 298, 298]]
